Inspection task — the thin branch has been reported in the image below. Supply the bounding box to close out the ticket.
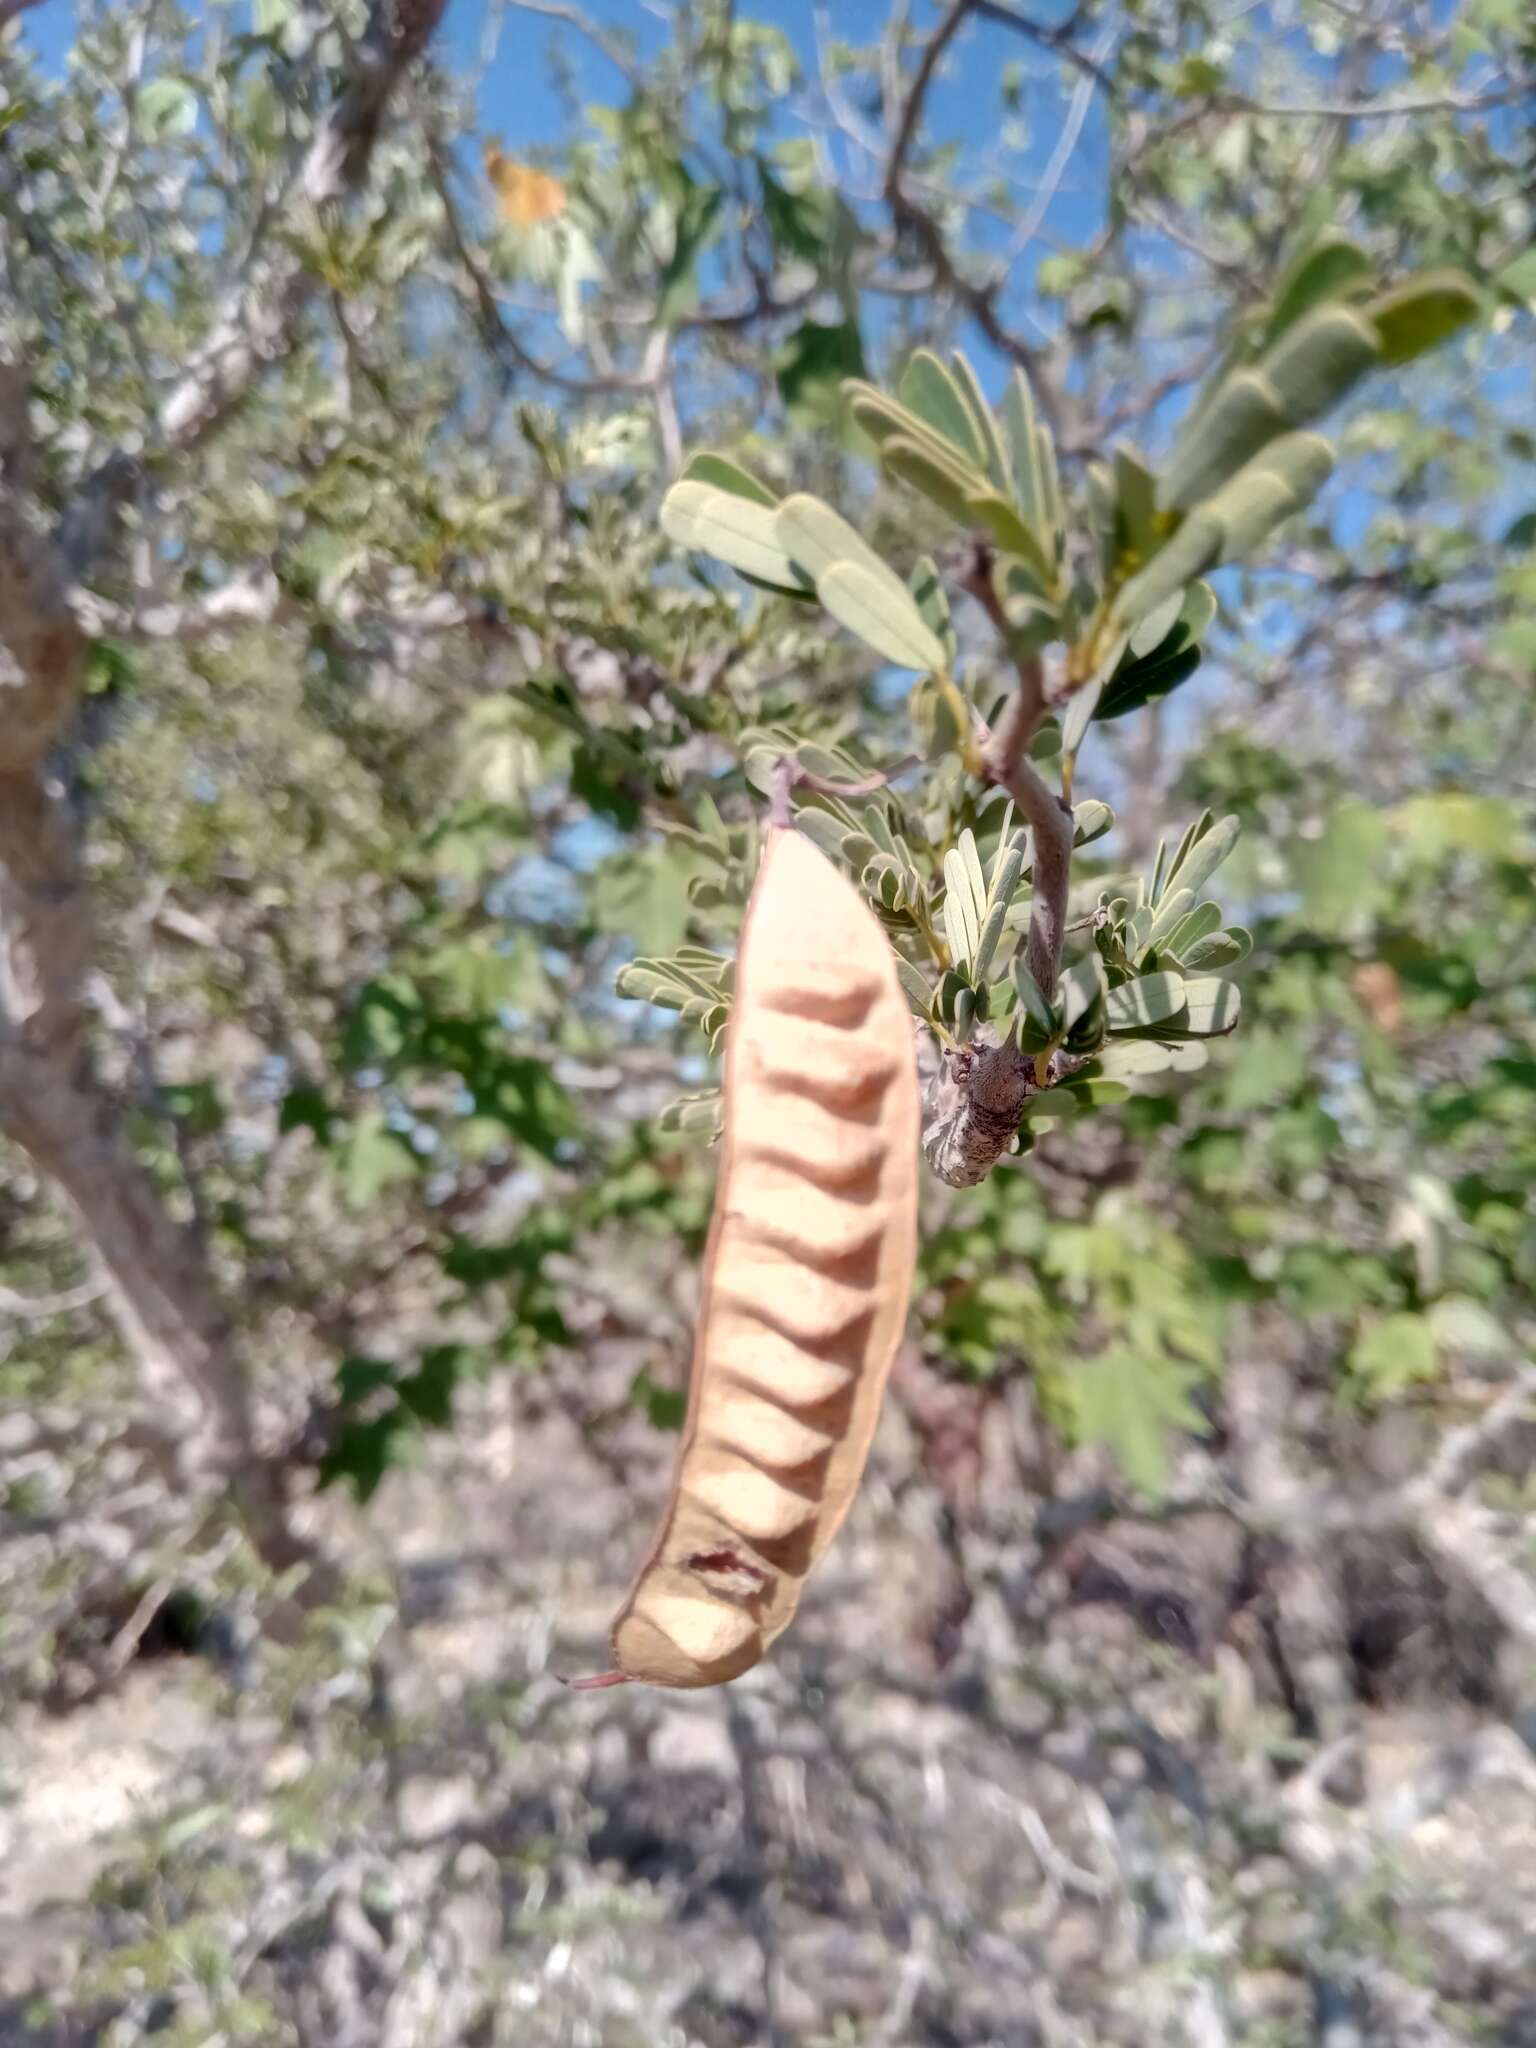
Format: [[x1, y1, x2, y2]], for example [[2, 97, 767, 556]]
[[0, 1273, 108, 1319], [505, 0, 642, 86], [995, 22, 1116, 283], [880, 2, 1069, 433], [969, 0, 1118, 98], [884, 0, 974, 202], [153, 0, 451, 458], [922, 547, 1074, 1187]]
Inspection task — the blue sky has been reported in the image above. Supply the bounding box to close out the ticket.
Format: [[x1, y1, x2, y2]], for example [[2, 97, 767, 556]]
[[21, 2, 1524, 739]]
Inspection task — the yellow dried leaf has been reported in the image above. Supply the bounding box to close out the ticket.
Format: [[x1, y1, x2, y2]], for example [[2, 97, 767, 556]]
[[484, 144, 566, 227]]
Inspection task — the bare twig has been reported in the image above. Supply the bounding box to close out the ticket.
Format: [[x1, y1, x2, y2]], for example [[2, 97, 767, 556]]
[[970, 0, 1117, 99], [0, 1272, 107, 1318], [880, 0, 1069, 436]]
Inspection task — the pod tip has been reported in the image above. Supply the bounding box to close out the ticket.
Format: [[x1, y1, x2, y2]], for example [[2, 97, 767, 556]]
[[557, 1668, 631, 1691]]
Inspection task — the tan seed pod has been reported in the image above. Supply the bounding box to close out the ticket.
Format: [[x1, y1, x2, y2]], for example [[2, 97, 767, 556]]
[[567, 823, 920, 1690]]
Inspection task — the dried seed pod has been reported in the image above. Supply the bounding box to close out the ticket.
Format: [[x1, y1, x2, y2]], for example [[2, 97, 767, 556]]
[[571, 824, 920, 1689]]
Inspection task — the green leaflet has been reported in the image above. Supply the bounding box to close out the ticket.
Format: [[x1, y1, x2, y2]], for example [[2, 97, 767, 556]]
[[661, 479, 812, 593], [1365, 270, 1485, 365], [1061, 629, 1130, 757], [1261, 303, 1382, 424], [678, 450, 778, 507], [1114, 446, 1159, 567], [1203, 430, 1335, 557], [1093, 1038, 1210, 1079], [949, 350, 1011, 493], [1072, 799, 1115, 846], [881, 433, 984, 526], [1001, 366, 1048, 533], [910, 554, 958, 668], [1166, 813, 1240, 898], [1106, 971, 1188, 1031], [1160, 369, 1287, 513], [774, 491, 891, 586], [1128, 591, 1185, 661], [1259, 232, 1373, 352], [818, 559, 947, 673], [942, 832, 986, 969], [963, 488, 1056, 588], [899, 348, 988, 467], [1114, 512, 1224, 629]]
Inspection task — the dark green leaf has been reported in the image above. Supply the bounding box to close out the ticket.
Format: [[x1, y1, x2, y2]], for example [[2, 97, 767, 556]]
[[1365, 270, 1485, 365]]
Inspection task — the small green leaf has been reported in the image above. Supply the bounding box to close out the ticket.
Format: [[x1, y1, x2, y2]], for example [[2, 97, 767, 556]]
[[1096, 645, 1203, 722], [1013, 961, 1059, 1050], [661, 480, 811, 594], [679, 451, 778, 506], [1114, 512, 1224, 629], [1148, 886, 1196, 946], [1072, 799, 1114, 847], [1179, 931, 1248, 970], [1160, 900, 1223, 958], [1114, 446, 1158, 565], [899, 349, 987, 466], [1094, 1038, 1210, 1079], [880, 433, 985, 525], [1167, 813, 1240, 897], [910, 673, 966, 759], [910, 554, 959, 668], [974, 831, 1025, 981], [949, 350, 1011, 492], [1128, 591, 1184, 660], [1061, 631, 1130, 756], [1000, 366, 1047, 530], [1058, 954, 1108, 1050], [1160, 369, 1287, 512], [1206, 431, 1335, 560], [1260, 232, 1372, 350], [1179, 581, 1218, 644], [658, 1090, 724, 1141], [818, 559, 948, 673], [1169, 977, 1242, 1037], [1262, 303, 1382, 424], [775, 491, 891, 586], [942, 838, 985, 970], [895, 957, 933, 1017], [1106, 972, 1187, 1031], [1069, 1349, 1208, 1496], [1365, 270, 1484, 366], [1063, 1076, 1131, 1108], [1021, 1087, 1078, 1119]]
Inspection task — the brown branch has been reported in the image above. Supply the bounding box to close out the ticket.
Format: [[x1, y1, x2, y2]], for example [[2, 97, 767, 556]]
[[922, 552, 1075, 1187], [884, 0, 975, 201], [0, 0, 451, 1605], [969, 1, 1117, 99], [879, 0, 1095, 440]]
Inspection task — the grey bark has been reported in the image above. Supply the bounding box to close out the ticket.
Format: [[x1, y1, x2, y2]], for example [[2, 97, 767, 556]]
[[0, 0, 450, 1589]]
